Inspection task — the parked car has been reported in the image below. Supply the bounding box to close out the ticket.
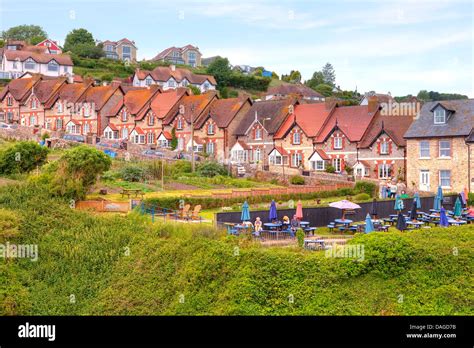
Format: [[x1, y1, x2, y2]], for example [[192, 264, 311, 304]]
[[142, 149, 164, 158], [237, 165, 246, 177], [0, 122, 18, 130], [63, 134, 85, 143]]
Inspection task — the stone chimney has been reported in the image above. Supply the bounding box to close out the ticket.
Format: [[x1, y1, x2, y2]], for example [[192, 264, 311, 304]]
[[368, 96, 379, 113]]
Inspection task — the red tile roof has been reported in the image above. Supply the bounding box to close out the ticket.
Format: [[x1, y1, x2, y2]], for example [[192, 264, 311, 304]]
[[0, 75, 42, 102], [164, 91, 217, 125], [270, 146, 289, 156], [32, 78, 67, 104], [196, 97, 251, 129], [316, 105, 378, 143], [274, 103, 334, 139], [160, 131, 172, 140], [4, 49, 73, 65], [122, 86, 161, 115], [148, 88, 189, 120], [132, 126, 145, 135], [82, 85, 123, 111], [236, 140, 251, 150], [314, 149, 330, 160]]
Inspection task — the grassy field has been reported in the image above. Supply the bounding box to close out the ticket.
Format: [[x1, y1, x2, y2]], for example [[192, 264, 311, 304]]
[[0, 180, 472, 316]]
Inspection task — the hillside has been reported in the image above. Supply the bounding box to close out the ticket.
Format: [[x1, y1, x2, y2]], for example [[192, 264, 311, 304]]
[[1, 181, 472, 316]]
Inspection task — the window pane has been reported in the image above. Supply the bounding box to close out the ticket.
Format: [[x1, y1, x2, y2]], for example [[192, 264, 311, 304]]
[[420, 141, 430, 157]]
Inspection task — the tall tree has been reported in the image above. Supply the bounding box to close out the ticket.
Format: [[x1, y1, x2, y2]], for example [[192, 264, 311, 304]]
[[322, 63, 336, 87], [416, 90, 430, 101], [206, 57, 232, 86], [281, 70, 301, 83], [2, 25, 47, 43], [305, 71, 325, 89], [63, 28, 95, 52]]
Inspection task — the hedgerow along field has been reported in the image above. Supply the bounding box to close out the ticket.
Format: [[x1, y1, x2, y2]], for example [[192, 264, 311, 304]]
[[0, 180, 472, 316]]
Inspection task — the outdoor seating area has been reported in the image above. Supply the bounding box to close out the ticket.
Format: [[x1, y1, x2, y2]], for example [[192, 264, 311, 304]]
[[139, 202, 204, 222], [226, 200, 318, 241]]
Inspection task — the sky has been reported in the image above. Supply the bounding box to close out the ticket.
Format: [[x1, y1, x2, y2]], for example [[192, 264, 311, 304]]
[[1, 0, 473, 97]]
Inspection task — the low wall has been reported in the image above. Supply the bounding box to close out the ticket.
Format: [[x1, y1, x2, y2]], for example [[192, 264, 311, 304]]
[[215, 194, 457, 227], [76, 200, 130, 212]]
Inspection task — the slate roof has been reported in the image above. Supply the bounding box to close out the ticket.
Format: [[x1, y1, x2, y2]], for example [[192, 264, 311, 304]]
[[359, 114, 415, 148], [234, 98, 298, 136], [404, 99, 474, 139], [163, 91, 217, 125], [195, 97, 251, 129]]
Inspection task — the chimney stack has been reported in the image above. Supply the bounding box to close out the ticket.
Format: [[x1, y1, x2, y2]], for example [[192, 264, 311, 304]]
[[170, 64, 176, 71], [368, 96, 378, 113]]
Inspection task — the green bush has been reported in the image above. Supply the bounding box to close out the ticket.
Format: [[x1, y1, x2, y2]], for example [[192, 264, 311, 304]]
[[296, 228, 305, 248], [47, 146, 112, 199], [0, 208, 22, 241], [354, 193, 370, 201], [171, 160, 192, 177], [468, 193, 474, 206], [290, 175, 305, 185], [354, 181, 377, 197], [196, 162, 228, 178], [325, 165, 336, 173], [0, 141, 48, 175], [120, 165, 145, 182]]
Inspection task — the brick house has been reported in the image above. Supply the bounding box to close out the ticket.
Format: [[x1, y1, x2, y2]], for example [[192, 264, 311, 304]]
[[356, 112, 414, 181], [272, 103, 334, 171], [105, 86, 161, 142], [192, 97, 252, 161], [404, 99, 474, 194], [231, 98, 298, 166], [314, 104, 379, 174], [43, 80, 94, 132], [162, 92, 218, 152]]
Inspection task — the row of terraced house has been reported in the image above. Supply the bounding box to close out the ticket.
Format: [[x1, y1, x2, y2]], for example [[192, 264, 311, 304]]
[[0, 74, 472, 193]]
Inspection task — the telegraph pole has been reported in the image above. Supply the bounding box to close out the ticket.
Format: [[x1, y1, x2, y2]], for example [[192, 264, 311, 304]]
[[190, 104, 195, 172]]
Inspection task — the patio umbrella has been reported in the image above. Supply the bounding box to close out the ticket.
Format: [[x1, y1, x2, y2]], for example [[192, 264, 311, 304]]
[[437, 186, 444, 205], [268, 200, 278, 222], [329, 200, 361, 220], [241, 201, 250, 222], [394, 194, 404, 211], [295, 200, 303, 220], [439, 207, 449, 227], [396, 211, 407, 231], [370, 198, 378, 218], [364, 213, 374, 233], [433, 194, 441, 211], [453, 197, 462, 217], [414, 192, 421, 209], [409, 199, 418, 221], [459, 192, 466, 208]]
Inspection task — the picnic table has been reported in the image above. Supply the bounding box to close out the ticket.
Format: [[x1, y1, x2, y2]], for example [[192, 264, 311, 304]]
[[448, 219, 467, 226], [121, 188, 144, 199], [406, 221, 424, 228], [264, 222, 282, 230], [304, 239, 326, 250], [300, 221, 310, 228]]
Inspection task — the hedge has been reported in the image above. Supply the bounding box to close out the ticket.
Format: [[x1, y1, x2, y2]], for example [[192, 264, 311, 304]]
[[144, 187, 355, 210]]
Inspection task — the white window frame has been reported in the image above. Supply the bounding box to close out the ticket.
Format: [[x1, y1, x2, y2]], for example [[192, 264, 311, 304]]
[[291, 153, 302, 167], [378, 164, 391, 179], [122, 109, 127, 122], [293, 132, 301, 144], [439, 170, 451, 188], [206, 141, 215, 154], [333, 158, 342, 172], [207, 123, 215, 135], [177, 118, 183, 130], [83, 123, 90, 135], [148, 114, 154, 126], [25, 58, 36, 70], [380, 140, 389, 154], [439, 140, 451, 158], [334, 136, 342, 149], [147, 132, 154, 144], [121, 127, 129, 139], [255, 128, 262, 140], [48, 60, 58, 72], [419, 140, 430, 158], [434, 109, 446, 124]]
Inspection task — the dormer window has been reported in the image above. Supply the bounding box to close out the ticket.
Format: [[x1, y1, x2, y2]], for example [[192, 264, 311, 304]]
[[31, 99, 37, 109], [57, 102, 63, 113], [25, 58, 36, 70], [434, 108, 446, 124], [145, 77, 153, 86], [48, 60, 58, 72], [7, 96, 13, 106], [380, 140, 389, 154]]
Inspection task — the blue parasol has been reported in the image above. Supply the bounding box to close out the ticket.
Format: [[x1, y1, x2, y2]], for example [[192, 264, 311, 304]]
[[241, 201, 250, 221]]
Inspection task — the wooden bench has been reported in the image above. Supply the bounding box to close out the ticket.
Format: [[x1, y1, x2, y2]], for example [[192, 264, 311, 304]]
[[121, 189, 144, 199]]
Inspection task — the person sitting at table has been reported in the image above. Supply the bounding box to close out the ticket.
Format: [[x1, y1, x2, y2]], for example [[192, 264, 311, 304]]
[[242, 220, 253, 229], [282, 216, 290, 229], [290, 215, 300, 231], [254, 217, 263, 232]]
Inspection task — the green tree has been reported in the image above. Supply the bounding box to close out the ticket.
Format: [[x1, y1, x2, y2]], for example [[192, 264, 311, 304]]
[[314, 83, 334, 97], [417, 90, 430, 101], [305, 71, 325, 89], [170, 128, 178, 150], [63, 30, 104, 58], [48, 146, 111, 199], [282, 70, 301, 83], [322, 63, 336, 86], [0, 141, 48, 175], [271, 71, 279, 79], [188, 85, 201, 95], [206, 57, 232, 86], [2, 25, 47, 43]]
